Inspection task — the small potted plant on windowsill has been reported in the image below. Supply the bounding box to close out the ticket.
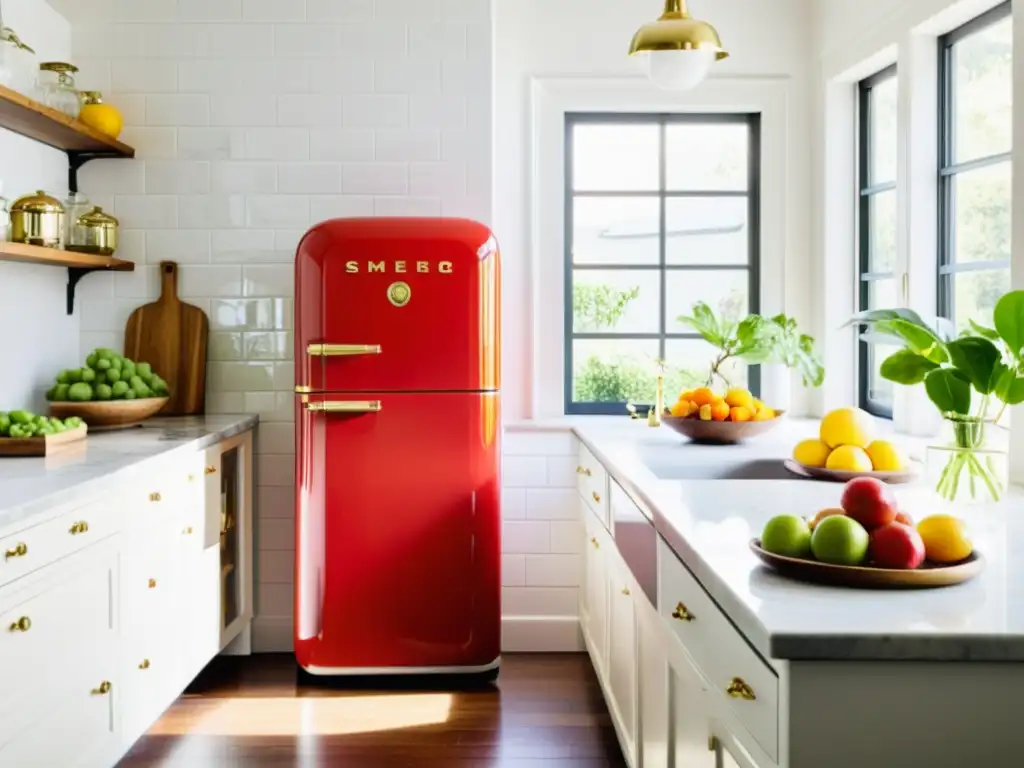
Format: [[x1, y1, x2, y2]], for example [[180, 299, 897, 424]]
[[848, 292, 1024, 504]]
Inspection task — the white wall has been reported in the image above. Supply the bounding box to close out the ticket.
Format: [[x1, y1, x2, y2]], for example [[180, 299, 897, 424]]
[[0, 0, 74, 411], [494, 0, 817, 421]]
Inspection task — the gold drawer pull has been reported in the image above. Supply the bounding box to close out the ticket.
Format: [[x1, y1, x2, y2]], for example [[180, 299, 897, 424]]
[[8, 617, 31, 632], [4, 542, 27, 560], [149, 492, 162, 502], [92, 681, 112, 696], [590, 537, 599, 549], [306, 343, 382, 357], [621, 586, 631, 596], [148, 578, 157, 589], [139, 659, 151, 670], [671, 602, 696, 622], [205, 466, 217, 475], [592, 491, 601, 503], [183, 526, 194, 535], [306, 400, 382, 414], [69, 521, 89, 535], [576, 465, 592, 476], [726, 677, 756, 701], [708, 736, 719, 752]]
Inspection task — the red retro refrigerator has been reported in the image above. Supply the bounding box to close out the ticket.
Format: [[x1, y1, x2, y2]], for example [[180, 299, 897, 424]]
[[293, 217, 502, 678]]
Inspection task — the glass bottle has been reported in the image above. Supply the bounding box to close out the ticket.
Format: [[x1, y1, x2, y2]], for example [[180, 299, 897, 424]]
[[63, 191, 91, 249], [37, 61, 82, 118]]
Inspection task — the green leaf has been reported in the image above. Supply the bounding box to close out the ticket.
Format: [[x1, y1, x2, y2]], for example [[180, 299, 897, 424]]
[[945, 337, 1001, 394], [846, 308, 931, 328], [733, 315, 779, 363], [1005, 378, 1024, 405], [879, 350, 939, 385], [924, 369, 972, 415], [677, 302, 727, 348], [969, 319, 1001, 342], [994, 290, 1024, 358], [793, 333, 826, 387]]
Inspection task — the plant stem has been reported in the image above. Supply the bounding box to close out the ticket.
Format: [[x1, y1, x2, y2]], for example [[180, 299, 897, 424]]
[[707, 352, 734, 389]]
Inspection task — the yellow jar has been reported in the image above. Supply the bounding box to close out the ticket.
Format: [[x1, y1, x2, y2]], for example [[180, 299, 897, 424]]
[[78, 91, 123, 139]]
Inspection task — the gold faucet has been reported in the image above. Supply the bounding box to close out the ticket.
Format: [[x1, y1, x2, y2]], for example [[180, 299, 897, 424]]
[[648, 359, 664, 428]]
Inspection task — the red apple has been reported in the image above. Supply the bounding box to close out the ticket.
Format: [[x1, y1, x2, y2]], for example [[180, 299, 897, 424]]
[[840, 477, 898, 530], [895, 510, 914, 527], [869, 522, 926, 570]]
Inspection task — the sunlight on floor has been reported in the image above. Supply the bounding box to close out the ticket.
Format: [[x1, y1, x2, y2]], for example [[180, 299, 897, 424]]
[[149, 694, 454, 737]]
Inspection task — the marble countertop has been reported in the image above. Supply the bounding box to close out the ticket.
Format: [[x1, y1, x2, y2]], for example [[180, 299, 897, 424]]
[[0, 415, 258, 535], [571, 417, 1024, 662]]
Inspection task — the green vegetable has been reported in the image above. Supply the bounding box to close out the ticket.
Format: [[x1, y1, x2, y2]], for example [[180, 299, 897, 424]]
[[8, 410, 32, 425], [151, 376, 169, 396], [45, 386, 57, 401], [86, 352, 98, 369], [68, 382, 93, 402], [65, 368, 82, 383], [64, 417, 83, 429], [122, 360, 136, 378], [97, 348, 117, 360], [106, 368, 121, 383], [136, 362, 152, 380], [95, 383, 113, 401], [0, 415, 9, 436], [96, 358, 111, 371], [8, 425, 25, 438], [80, 367, 96, 383], [55, 370, 70, 384], [54, 384, 70, 401], [95, 371, 107, 385], [50, 418, 66, 434], [110, 356, 123, 370], [36, 425, 55, 436], [111, 381, 130, 398], [123, 389, 137, 400]]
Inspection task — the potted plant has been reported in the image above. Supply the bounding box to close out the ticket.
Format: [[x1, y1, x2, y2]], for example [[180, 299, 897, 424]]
[[849, 292, 1024, 503]]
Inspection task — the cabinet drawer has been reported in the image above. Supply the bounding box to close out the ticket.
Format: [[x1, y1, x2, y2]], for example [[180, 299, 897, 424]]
[[0, 498, 119, 591], [576, 443, 608, 527], [658, 538, 778, 761]]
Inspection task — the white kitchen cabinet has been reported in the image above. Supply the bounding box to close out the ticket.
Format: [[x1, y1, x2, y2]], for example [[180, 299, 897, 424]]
[[581, 503, 610, 680], [607, 555, 638, 767], [636, 599, 670, 768], [0, 426, 255, 768], [671, 651, 715, 768]]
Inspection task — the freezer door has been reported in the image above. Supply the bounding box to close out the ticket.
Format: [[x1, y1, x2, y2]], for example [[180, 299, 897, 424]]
[[294, 391, 501, 672], [295, 217, 500, 393]]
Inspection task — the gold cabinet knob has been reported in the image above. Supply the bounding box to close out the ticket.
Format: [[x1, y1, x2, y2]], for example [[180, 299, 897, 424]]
[[590, 537, 599, 549], [182, 526, 194, 535], [726, 677, 756, 701], [149, 492, 161, 502], [592, 491, 601, 503], [8, 616, 31, 632], [205, 466, 217, 475], [92, 681, 112, 695], [621, 586, 631, 596], [139, 659, 151, 670], [708, 736, 719, 752], [69, 521, 89, 535], [576, 465, 592, 477], [671, 602, 696, 622], [148, 578, 157, 589], [4, 542, 27, 560]]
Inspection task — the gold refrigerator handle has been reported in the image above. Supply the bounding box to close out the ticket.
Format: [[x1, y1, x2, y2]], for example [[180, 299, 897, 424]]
[[306, 344, 382, 357], [304, 400, 382, 414]]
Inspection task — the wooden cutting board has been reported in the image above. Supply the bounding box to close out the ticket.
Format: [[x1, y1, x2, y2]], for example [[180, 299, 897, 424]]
[[124, 261, 208, 416]]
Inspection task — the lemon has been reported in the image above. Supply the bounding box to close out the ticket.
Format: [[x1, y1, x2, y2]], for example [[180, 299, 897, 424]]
[[793, 438, 832, 468], [819, 407, 874, 449], [917, 515, 973, 563], [725, 388, 754, 410], [866, 440, 905, 471], [825, 445, 873, 472]]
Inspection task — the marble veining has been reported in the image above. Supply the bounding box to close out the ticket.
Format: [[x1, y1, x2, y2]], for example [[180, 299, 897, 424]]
[[0, 415, 258, 536], [572, 418, 1024, 663]]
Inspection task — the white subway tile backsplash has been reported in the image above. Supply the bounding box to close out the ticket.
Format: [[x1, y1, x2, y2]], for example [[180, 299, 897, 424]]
[[503, 521, 550, 554], [273, 362, 294, 390], [525, 555, 581, 588], [410, 91, 466, 129], [178, 265, 244, 297], [179, 195, 247, 228], [210, 24, 276, 57], [179, 60, 309, 93], [211, 229, 278, 262], [309, 195, 375, 221], [78, 159, 145, 195], [550, 521, 584, 554], [243, 0, 307, 22], [212, 163, 278, 194], [374, 59, 441, 94], [259, 518, 296, 551], [375, 129, 440, 161], [338, 23, 409, 57], [546, 457, 577, 488], [503, 432, 576, 456], [246, 195, 311, 227], [274, 24, 340, 56], [410, 161, 466, 197], [408, 22, 466, 59], [309, 129, 374, 161], [342, 163, 408, 194], [503, 587, 578, 617], [258, 485, 296, 519], [258, 550, 294, 583], [277, 95, 342, 127], [307, 0, 373, 21], [389, 0, 442, 20], [176, 0, 242, 21], [145, 161, 211, 194], [206, 391, 247, 414], [146, 95, 211, 127], [114, 266, 159, 298], [243, 265, 294, 297], [145, 230, 212, 264], [117, 230, 147, 263], [441, 0, 489, 20], [278, 164, 342, 194], [115, 195, 179, 228], [257, 422, 296, 454], [274, 230, 305, 252], [502, 488, 526, 520], [72, 58, 112, 93], [112, 59, 177, 92], [245, 391, 294, 422], [209, 331, 244, 361], [343, 95, 409, 129], [212, 361, 276, 392], [258, 583, 294, 616], [525, 488, 578, 521], [372, 197, 440, 216], [73, 23, 145, 58], [118, 128, 177, 159], [502, 555, 526, 587], [178, 128, 246, 160], [114, 0, 176, 21], [503, 457, 548, 488], [106, 94, 147, 126], [245, 128, 310, 161], [245, 331, 293, 360], [212, 298, 292, 330], [212, 94, 278, 127]]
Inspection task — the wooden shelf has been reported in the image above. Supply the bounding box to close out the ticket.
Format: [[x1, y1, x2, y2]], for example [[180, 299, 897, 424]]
[[0, 85, 134, 157], [0, 241, 134, 271]]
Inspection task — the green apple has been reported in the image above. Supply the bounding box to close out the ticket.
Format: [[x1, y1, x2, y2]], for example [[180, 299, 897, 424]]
[[811, 515, 870, 565], [761, 515, 813, 559]]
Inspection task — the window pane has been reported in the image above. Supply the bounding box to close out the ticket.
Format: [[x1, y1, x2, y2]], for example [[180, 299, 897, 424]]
[[867, 190, 897, 273], [665, 270, 750, 331], [572, 339, 661, 404], [665, 197, 749, 265], [572, 123, 659, 191], [867, 277, 897, 310], [572, 269, 661, 333], [572, 197, 660, 265], [951, 162, 1011, 264], [867, 344, 896, 409], [951, 268, 1011, 329], [665, 339, 749, 394], [953, 16, 1012, 163], [869, 76, 898, 184], [666, 123, 748, 191]]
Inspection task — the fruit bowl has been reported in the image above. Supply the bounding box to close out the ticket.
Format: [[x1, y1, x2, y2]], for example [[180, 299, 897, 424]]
[[783, 459, 922, 485], [49, 397, 168, 430], [750, 539, 984, 589], [662, 411, 785, 445]]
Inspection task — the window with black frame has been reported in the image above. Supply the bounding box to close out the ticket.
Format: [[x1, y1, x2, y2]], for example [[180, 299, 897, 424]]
[[857, 65, 898, 420], [938, 2, 1012, 331], [563, 113, 761, 415]]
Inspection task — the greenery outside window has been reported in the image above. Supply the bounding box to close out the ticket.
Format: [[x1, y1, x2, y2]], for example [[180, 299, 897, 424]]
[[857, 65, 898, 419], [938, 2, 1012, 331], [564, 113, 761, 415]]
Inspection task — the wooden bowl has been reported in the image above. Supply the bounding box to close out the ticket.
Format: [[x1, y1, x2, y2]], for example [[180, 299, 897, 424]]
[[662, 411, 786, 445], [783, 458, 922, 485], [49, 397, 169, 430], [749, 539, 984, 589]]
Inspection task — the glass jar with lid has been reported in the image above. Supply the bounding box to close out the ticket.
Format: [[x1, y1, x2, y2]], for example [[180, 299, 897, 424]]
[[0, 196, 9, 242], [68, 206, 118, 257], [63, 192, 91, 249], [37, 61, 82, 118]]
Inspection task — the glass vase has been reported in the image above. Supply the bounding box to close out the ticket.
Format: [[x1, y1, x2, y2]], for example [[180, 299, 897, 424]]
[[925, 416, 1007, 505]]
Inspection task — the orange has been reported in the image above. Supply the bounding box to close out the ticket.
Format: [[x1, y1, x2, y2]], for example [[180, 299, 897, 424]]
[[691, 387, 715, 406], [730, 406, 753, 422], [753, 406, 776, 421], [711, 400, 730, 422], [679, 390, 695, 402], [725, 388, 754, 410], [698, 404, 713, 421], [687, 401, 700, 417], [669, 400, 689, 417], [916, 515, 973, 563]]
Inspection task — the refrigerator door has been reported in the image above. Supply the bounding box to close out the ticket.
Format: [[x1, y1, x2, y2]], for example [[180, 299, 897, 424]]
[[294, 391, 501, 672], [296, 217, 500, 394]]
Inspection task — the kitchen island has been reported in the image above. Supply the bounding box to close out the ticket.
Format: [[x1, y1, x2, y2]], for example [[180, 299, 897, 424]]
[[540, 416, 1024, 768], [0, 415, 257, 768]]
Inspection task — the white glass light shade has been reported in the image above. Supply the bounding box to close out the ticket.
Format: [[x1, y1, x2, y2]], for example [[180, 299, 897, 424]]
[[639, 49, 716, 91]]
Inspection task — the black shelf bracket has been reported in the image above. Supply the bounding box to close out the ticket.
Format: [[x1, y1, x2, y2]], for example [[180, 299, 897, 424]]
[[67, 266, 102, 315], [67, 150, 122, 195]]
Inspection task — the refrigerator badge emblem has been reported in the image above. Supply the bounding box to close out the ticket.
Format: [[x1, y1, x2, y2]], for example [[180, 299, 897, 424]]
[[387, 281, 412, 307]]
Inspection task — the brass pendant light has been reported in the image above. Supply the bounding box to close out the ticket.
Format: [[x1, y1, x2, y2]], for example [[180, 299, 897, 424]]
[[629, 0, 728, 90]]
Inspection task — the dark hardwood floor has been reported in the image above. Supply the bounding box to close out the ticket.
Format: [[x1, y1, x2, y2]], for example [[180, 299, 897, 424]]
[[117, 653, 627, 767]]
